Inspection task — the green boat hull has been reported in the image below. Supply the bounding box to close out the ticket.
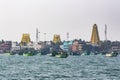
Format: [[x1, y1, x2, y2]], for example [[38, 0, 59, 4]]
[[23, 53, 34, 56], [6, 53, 11, 55], [55, 53, 68, 58], [6, 53, 15, 55]]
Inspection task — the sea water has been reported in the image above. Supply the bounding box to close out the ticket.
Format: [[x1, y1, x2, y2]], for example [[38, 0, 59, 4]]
[[0, 54, 120, 80]]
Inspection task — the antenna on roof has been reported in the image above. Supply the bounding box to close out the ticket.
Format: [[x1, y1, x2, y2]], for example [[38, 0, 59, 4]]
[[105, 24, 107, 41], [36, 28, 38, 43], [67, 32, 69, 41]]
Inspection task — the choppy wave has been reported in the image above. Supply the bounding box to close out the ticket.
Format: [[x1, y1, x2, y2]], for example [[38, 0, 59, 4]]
[[0, 54, 120, 80]]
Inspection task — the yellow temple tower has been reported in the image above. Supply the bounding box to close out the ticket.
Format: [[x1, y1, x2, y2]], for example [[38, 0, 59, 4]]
[[20, 34, 31, 46], [90, 24, 100, 46], [53, 34, 61, 43]]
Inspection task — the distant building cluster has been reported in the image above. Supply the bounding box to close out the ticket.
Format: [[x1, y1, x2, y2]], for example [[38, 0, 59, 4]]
[[0, 24, 120, 55]]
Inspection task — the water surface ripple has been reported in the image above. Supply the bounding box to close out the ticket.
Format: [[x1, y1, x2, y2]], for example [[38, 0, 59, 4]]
[[0, 54, 120, 80]]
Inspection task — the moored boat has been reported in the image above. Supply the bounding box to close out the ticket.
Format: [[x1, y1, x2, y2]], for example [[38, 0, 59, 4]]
[[23, 52, 33, 56], [105, 51, 118, 57], [55, 51, 68, 58], [22, 48, 38, 56], [6, 52, 16, 55], [6, 53, 12, 55]]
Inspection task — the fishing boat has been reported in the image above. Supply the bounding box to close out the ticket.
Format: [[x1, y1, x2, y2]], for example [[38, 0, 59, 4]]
[[72, 52, 81, 56], [23, 52, 34, 56], [55, 51, 68, 58], [22, 48, 37, 56], [81, 51, 90, 55], [105, 51, 118, 57], [50, 51, 58, 57], [6, 51, 17, 55], [6, 53, 14, 55]]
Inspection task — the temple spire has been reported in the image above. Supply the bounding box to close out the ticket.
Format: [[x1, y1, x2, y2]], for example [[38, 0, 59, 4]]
[[53, 34, 61, 43], [90, 24, 100, 46], [21, 34, 31, 46]]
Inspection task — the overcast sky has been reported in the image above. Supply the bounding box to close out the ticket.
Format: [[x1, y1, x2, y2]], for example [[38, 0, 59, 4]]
[[0, 0, 120, 42]]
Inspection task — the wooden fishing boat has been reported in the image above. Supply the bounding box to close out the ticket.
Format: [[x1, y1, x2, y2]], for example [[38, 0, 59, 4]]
[[105, 51, 118, 57], [55, 51, 68, 58]]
